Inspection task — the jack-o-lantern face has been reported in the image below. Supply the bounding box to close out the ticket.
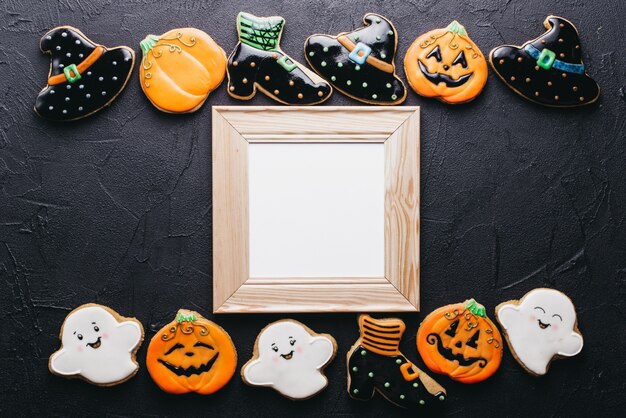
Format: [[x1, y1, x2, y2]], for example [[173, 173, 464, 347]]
[[417, 300, 502, 383], [404, 21, 488, 104], [146, 309, 236, 394]]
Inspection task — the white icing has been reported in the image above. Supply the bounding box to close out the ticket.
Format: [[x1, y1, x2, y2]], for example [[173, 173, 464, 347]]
[[497, 288, 583, 375], [50, 306, 142, 384], [243, 321, 334, 399]]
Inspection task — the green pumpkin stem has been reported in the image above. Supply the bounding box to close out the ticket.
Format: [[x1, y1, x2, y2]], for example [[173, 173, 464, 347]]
[[140, 35, 160, 56], [446, 20, 468, 37], [176, 311, 197, 323], [465, 299, 486, 317]]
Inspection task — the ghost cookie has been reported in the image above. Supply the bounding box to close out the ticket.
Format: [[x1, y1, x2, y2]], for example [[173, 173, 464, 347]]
[[242, 319, 336, 400], [496, 288, 583, 376], [139, 28, 227, 113], [35, 26, 135, 121], [305, 13, 406, 105], [49, 303, 144, 386], [146, 309, 237, 395], [348, 315, 446, 410], [489, 16, 600, 107], [404, 21, 488, 104], [227, 12, 331, 105]]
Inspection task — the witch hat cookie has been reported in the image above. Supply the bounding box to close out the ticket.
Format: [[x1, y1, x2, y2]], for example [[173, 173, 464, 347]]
[[347, 315, 446, 410], [489, 16, 599, 107], [226, 12, 331, 105], [35, 26, 135, 121], [305, 13, 406, 105]]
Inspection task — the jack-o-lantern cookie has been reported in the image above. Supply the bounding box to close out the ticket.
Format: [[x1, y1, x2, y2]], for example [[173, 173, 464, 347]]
[[34, 26, 134, 121], [49, 303, 144, 386], [146, 309, 237, 395], [305, 13, 406, 105], [347, 315, 446, 410], [242, 319, 336, 400], [417, 299, 503, 384], [139, 28, 227, 113], [489, 16, 600, 107], [404, 21, 488, 104], [227, 12, 331, 105], [496, 288, 583, 376]]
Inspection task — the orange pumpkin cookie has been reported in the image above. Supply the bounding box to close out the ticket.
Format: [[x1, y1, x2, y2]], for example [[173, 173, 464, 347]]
[[417, 299, 502, 383], [139, 28, 226, 113], [404, 21, 487, 104], [146, 309, 236, 394]]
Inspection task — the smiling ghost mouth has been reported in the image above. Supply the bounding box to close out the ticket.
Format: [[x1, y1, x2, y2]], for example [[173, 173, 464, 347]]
[[280, 351, 294, 360], [537, 320, 551, 330], [418, 60, 473, 88], [87, 336, 102, 349]]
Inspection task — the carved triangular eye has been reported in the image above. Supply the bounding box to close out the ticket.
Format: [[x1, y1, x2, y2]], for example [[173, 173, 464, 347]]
[[426, 45, 442, 62], [452, 50, 468, 68], [466, 330, 480, 348], [445, 319, 459, 337]]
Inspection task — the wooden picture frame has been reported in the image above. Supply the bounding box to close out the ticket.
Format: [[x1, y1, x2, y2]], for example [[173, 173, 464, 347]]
[[212, 106, 420, 313]]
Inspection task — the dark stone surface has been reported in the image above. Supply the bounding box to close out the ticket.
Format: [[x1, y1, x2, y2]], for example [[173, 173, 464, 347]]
[[1, 0, 625, 416]]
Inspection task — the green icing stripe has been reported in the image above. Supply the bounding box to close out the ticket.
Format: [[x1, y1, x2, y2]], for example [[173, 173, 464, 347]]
[[465, 299, 486, 317], [176, 312, 197, 323], [237, 13, 284, 51]]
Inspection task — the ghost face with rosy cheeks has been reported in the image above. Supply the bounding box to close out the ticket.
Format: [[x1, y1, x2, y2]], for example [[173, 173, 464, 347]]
[[242, 320, 336, 399], [49, 305, 143, 385], [497, 289, 583, 376]]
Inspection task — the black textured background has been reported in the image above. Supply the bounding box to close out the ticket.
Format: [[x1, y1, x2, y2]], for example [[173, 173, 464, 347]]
[[1, 1, 625, 417]]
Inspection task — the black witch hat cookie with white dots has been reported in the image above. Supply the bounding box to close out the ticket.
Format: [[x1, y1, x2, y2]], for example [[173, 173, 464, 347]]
[[34, 26, 135, 121], [305, 13, 406, 105], [489, 16, 599, 107]]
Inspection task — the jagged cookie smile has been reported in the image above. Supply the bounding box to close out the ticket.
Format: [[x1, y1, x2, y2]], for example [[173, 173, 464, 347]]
[[418, 60, 472, 87], [158, 352, 219, 377]]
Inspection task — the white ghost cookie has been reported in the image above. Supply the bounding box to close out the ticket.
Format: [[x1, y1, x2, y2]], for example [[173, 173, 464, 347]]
[[241, 319, 336, 400], [496, 288, 583, 376], [49, 303, 144, 385]]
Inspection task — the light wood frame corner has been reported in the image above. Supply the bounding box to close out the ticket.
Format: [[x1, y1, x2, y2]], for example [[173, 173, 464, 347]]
[[212, 106, 420, 313]]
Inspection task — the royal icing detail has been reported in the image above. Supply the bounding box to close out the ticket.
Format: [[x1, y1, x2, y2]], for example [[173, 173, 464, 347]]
[[404, 21, 488, 104], [489, 16, 600, 107], [34, 26, 134, 121], [417, 299, 503, 384], [139, 28, 226, 113], [241, 320, 336, 399], [48, 304, 143, 385], [496, 288, 584, 376], [226, 12, 331, 105], [305, 13, 406, 105], [146, 309, 237, 395], [347, 315, 446, 410]]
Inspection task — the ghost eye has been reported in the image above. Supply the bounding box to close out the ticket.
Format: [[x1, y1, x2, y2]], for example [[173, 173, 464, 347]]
[[445, 319, 459, 337], [77, 334, 83, 341], [534, 307, 546, 314], [426, 45, 442, 62], [289, 338, 296, 346], [452, 50, 468, 68], [466, 330, 480, 349], [552, 314, 563, 321], [271, 344, 279, 352], [93, 326, 99, 332]]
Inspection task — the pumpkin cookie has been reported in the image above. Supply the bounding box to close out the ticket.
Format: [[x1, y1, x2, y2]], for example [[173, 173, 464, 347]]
[[227, 12, 331, 105], [496, 288, 583, 376], [34, 26, 134, 121], [49, 303, 144, 386], [139, 28, 227, 113], [404, 21, 488, 104], [242, 319, 336, 400], [146, 309, 237, 395], [305, 13, 406, 105], [347, 315, 446, 410], [417, 299, 503, 383], [489, 16, 600, 107]]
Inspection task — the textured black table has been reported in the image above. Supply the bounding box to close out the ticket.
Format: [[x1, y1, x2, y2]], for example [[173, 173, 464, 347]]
[[1, 1, 625, 416]]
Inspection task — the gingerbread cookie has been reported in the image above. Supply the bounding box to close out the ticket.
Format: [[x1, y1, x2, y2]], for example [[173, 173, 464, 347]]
[[496, 288, 583, 376], [305, 13, 406, 105], [34, 26, 134, 121], [139, 28, 226, 113], [417, 299, 503, 384], [49, 303, 144, 386], [347, 315, 446, 410], [489, 16, 600, 107], [241, 319, 336, 400], [227, 12, 331, 105], [404, 21, 488, 104], [146, 309, 236, 395]]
